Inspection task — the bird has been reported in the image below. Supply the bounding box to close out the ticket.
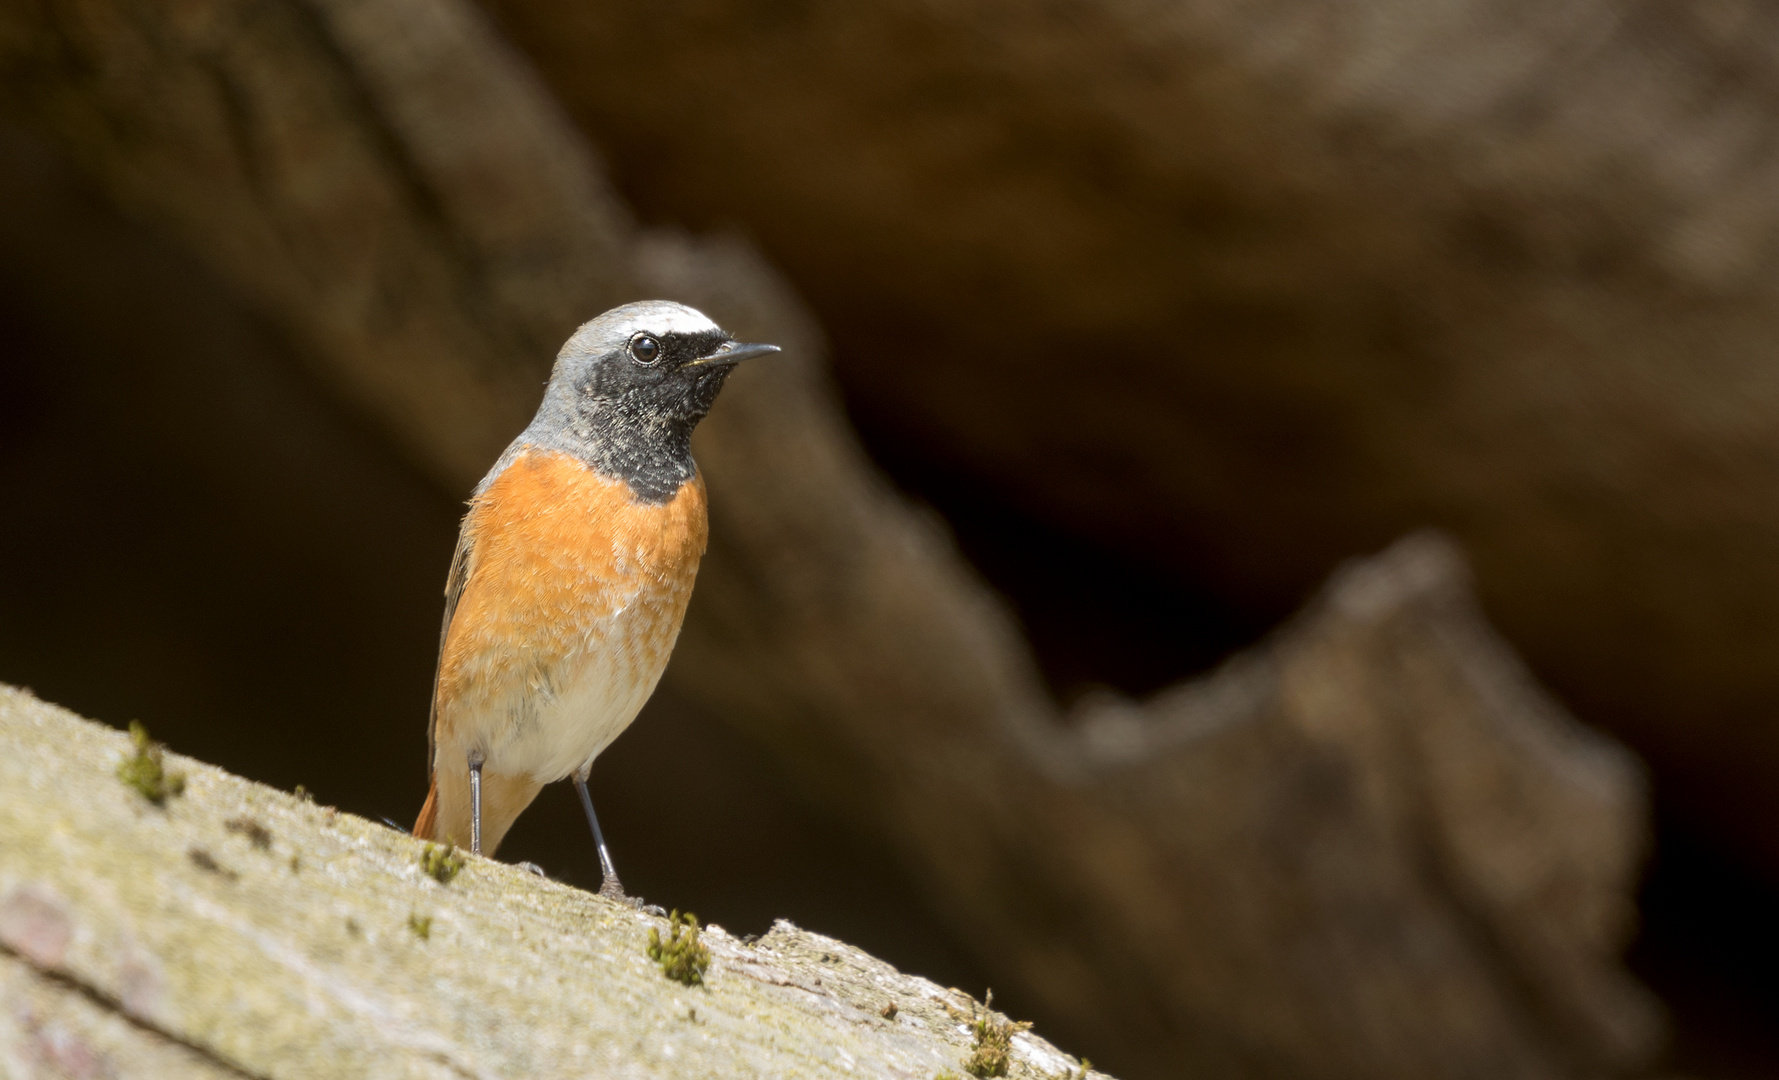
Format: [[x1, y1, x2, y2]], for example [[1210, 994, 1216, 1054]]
[[411, 300, 778, 896]]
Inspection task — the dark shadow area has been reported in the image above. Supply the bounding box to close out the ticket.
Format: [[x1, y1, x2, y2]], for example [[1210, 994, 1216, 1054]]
[[1632, 812, 1779, 1080], [856, 433, 1279, 706], [0, 129, 454, 825]]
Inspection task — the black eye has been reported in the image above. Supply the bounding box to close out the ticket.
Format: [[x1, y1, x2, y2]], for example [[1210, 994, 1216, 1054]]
[[629, 333, 661, 365]]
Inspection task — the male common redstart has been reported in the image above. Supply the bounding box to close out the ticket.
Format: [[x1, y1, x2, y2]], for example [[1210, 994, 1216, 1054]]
[[412, 300, 777, 895]]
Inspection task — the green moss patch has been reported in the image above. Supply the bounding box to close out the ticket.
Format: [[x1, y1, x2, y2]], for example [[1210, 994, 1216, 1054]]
[[116, 721, 185, 805], [962, 993, 1032, 1078], [647, 910, 711, 986], [419, 843, 465, 884]]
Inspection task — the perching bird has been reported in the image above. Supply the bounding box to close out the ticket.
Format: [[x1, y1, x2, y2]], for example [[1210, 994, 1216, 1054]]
[[412, 300, 777, 894]]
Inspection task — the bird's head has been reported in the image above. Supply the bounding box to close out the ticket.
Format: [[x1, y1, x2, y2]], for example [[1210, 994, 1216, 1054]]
[[549, 300, 779, 426], [522, 300, 779, 501]]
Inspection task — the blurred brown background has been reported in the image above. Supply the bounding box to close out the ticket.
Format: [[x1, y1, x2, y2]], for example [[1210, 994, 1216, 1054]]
[[2, 1, 1778, 1078]]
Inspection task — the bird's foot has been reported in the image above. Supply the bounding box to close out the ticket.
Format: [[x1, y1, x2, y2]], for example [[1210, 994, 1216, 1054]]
[[596, 876, 662, 913]]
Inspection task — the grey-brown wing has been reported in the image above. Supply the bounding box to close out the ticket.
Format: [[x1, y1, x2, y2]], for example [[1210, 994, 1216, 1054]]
[[425, 527, 475, 778]]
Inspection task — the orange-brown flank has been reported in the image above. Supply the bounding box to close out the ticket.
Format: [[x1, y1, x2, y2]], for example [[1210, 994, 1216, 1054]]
[[425, 448, 707, 852]]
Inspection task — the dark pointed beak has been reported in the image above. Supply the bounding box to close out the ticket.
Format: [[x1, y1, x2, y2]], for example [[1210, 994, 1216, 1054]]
[[686, 341, 781, 368]]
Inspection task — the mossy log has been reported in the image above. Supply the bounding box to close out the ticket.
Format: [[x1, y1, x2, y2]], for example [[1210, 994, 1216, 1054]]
[[0, 686, 1097, 1079]]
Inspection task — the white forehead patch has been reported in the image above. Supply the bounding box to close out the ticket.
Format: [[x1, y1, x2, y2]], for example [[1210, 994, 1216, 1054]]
[[610, 300, 721, 338], [560, 300, 725, 363]]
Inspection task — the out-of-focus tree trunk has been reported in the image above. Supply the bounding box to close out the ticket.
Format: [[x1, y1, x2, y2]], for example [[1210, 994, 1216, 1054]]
[[482, 0, 1779, 877], [0, 3, 1661, 1078]]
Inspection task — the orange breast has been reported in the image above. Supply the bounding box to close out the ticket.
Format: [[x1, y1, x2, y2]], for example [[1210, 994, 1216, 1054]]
[[434, 449, 708, 747]]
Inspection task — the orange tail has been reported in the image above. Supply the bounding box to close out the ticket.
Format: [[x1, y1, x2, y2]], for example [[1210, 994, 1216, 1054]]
[[413, 774, 439, 840]]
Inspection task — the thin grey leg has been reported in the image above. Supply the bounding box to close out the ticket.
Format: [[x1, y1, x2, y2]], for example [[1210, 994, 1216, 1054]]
[[573, 770, 625, 898], [468, 751, 484, 856]]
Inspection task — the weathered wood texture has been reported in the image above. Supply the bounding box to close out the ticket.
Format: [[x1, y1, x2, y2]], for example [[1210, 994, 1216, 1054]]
[[0, 3, 1661, 1079], [0, 687, 1095, 1080]]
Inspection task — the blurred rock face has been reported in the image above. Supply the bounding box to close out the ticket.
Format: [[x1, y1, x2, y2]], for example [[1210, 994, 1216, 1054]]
[[480, 0, 1779, 867]]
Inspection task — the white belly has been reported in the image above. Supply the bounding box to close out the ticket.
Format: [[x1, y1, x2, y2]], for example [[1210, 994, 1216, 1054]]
[[471, 602, 680, 783]]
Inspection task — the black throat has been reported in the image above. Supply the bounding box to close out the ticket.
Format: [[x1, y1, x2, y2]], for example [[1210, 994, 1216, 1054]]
[[571, 396, 702, 503], [517, 328, 734, 504]]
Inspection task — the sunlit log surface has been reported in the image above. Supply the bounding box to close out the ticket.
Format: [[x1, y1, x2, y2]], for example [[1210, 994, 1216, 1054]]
[[0, 689, 1091, 1080], [0, 2, 1660, 1077]]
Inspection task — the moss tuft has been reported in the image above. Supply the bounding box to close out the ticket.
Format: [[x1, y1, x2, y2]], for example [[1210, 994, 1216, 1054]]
[[408, 913, 433, 940], [962, 992, 1032, 1078], [116, 721, 186, 805], [419, 843, 465, 884], [646, 910, 711, 986]]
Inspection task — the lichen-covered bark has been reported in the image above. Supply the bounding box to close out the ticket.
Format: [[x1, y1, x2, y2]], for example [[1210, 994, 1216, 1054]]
[[0, 688, 1094, 1080]]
